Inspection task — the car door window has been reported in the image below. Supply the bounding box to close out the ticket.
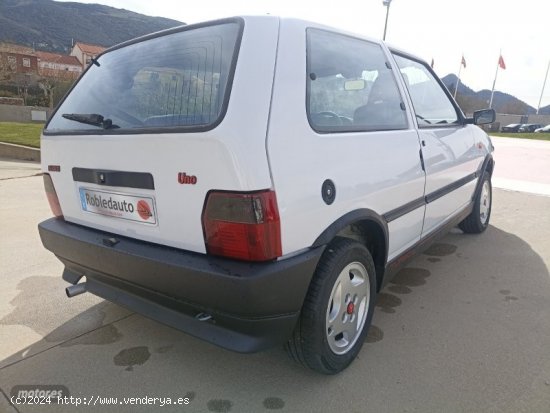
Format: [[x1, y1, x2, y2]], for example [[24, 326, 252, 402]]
[[307, 29, 407, 133], [392, 54, 459, 127]]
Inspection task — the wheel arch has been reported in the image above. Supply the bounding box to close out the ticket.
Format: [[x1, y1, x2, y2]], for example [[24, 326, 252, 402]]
[[485, 155, 495, 177], [473, 153, 494, 200], [312, 209, 388, 291]]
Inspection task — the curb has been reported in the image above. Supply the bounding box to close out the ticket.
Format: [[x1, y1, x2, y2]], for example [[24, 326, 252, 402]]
[[0, 142, 40, 162]]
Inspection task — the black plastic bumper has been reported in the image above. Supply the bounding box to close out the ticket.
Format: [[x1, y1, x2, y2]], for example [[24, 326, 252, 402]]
[[38, 218, 324, 352]]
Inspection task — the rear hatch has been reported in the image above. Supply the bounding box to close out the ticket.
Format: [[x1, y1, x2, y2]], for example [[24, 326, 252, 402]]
[[41, 17, 280, 255]]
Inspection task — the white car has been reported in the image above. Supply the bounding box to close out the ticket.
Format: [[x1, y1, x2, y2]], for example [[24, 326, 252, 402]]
[[535, 124, 550, 133], [38, 16, 495, 374]]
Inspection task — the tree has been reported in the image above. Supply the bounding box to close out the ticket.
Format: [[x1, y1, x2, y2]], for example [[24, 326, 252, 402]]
[[0, 53, 17, 83], [38, 67, 78, 108]]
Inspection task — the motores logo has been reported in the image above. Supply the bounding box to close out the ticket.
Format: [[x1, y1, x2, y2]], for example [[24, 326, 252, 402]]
[[80, 189, 156, 224], [10, 385, 70, 404]]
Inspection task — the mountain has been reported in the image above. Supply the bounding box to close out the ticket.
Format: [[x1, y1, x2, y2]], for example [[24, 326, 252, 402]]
[[441, 74, 537, 115], [0, 0, 184, 53], [442, 74, 478, 97]]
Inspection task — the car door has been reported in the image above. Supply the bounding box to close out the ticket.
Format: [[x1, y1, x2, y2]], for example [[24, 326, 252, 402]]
[[392, 53, 479, 236]]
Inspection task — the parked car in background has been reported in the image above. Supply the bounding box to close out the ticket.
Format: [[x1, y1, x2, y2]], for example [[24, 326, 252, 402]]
[[534, 124, 550, 133], [519, 124, 543, 133], [500, 123, 522, 133]]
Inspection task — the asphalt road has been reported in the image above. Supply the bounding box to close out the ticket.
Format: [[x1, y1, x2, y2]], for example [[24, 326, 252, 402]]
[[1, 137, 549, 413]]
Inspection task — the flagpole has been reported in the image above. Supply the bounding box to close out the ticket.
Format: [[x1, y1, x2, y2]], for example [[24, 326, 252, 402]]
[[489, 51, 501, 109], [536, 59, 550, 115], [454, 62, 462, 99]]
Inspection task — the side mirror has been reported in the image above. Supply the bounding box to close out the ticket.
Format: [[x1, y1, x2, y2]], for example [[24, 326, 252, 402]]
[[470, 108, 496, 125]]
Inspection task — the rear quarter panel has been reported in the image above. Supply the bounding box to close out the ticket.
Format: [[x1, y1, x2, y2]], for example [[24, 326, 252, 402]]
[[266, 20, 425, 259]]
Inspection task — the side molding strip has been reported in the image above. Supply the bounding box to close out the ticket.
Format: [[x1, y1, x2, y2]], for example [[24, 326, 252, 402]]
[[424, 172, 478, 204], [383, 196, 426, 223], [384, 166, 486, 223]]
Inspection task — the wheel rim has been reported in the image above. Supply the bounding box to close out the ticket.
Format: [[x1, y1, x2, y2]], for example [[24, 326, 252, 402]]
[[325, 262, 370, 355], [479, 180, 491, 225]]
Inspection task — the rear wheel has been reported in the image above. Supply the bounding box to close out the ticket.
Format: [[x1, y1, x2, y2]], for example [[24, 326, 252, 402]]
[[459, 174, 492, 233], [285, 237, 376, 374]]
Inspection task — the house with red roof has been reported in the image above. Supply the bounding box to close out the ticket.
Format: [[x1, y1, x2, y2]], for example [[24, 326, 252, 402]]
[[36, 51, 82, 79], [0, 43, 38, 79], [70, 42, 107, 67]]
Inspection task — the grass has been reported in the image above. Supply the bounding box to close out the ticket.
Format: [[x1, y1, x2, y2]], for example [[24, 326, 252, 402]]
[[490, 132, 550, 141], [0, 122, 43, 148]]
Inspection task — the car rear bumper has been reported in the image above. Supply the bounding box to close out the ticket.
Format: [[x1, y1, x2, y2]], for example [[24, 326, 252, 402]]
[[38, 218, 324, 352]]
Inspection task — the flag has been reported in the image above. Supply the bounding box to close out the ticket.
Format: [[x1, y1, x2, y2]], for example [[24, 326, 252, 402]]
[[498, 55, 506, 70], [490, 52, 506, 108], [430, 58, 434, 69], [461, 55, 466, 68]]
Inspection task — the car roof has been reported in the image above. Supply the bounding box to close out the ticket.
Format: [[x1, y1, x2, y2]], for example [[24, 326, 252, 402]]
[[101, 15, 428, 67]]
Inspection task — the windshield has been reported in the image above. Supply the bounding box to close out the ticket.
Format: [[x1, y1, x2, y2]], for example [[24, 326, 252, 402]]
[[45, 21, 241, 134]]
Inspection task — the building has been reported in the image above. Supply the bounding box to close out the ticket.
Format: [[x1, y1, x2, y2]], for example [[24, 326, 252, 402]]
[[36, 51, 82, 79], [70, 42, 107, 67], [0, 43, 39, 79]]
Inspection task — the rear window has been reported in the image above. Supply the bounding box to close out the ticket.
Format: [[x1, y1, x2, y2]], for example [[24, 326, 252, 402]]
[[45, 21, 242, 134]]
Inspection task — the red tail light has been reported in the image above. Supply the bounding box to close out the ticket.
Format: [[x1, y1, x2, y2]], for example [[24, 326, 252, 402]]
[[43, 173, 63, 218], [202, 190, 282, 262]]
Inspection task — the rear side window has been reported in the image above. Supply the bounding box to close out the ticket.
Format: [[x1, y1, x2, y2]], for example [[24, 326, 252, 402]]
[[45, 21, 242, 134], [306, 29, 407, 133]]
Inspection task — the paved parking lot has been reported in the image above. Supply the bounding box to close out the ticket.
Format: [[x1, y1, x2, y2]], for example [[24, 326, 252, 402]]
[[491, 136, 550, 196], [1, 137, 549, 412]]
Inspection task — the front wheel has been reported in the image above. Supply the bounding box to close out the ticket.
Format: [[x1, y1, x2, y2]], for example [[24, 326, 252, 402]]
[[459, 174, 492, 233], [285, 237, 376, 374]]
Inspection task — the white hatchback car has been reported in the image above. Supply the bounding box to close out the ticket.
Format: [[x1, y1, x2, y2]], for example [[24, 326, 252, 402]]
[[39, 16, 495, 374]]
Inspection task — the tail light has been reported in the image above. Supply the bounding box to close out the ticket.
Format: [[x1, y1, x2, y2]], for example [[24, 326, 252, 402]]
[[202, 190, 282, 261], [43, 173, 63, 218]]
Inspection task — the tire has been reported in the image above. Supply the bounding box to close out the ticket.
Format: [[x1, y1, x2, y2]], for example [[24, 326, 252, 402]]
[[459, 174, 492, 234], [285, 237, 376, 374]]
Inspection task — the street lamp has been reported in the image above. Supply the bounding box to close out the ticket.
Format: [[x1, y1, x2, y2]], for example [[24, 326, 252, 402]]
[[382, 0, 392, 41]]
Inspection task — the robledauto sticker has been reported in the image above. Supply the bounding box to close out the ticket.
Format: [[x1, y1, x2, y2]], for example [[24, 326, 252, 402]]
[[79, 187, 157, 225]]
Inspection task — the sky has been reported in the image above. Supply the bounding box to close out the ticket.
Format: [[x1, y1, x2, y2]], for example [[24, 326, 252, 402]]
[[58, 0, 550, 109]]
